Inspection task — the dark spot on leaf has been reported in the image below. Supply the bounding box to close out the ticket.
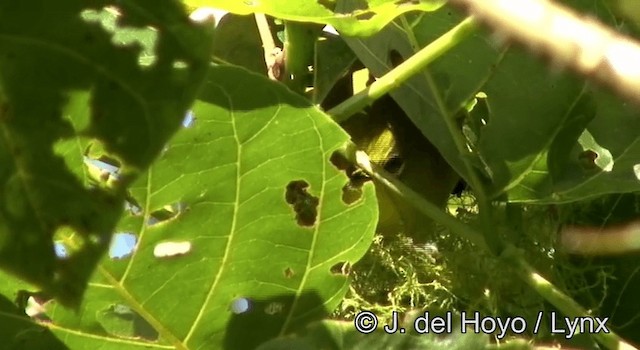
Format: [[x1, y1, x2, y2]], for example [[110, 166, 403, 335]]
[[285, 180, 319, 227], [394, 0, 419, 7], [98, 304, 158, 341], [355, 11, 374, 20], [284, 267, 295, 278], [330, 261, 351, 276], [317, 0, 336, 11], [578, 150, 599, 170], [148, 202, 187, 226], [388, 50, 404, 68]]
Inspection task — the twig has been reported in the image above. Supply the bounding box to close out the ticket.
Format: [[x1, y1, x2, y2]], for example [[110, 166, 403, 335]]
[[327, 17, 478, 123], [255, 13, 283, 80]]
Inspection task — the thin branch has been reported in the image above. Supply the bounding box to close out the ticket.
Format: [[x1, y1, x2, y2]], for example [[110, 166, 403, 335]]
[[327, 17, 478, 123], [338, 146, 489, 250], [449, 0, 640, 106], [255, 13, 283, 80]]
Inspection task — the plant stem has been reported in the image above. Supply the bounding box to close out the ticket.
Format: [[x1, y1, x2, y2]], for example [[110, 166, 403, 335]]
[[283, 21, 321, 93], [328, 16, 478, 123], [343, 142, 636, 350], [397, 15, 499, 254], [254, 13, 280, 80], [341, 146, 488, 250], [502, 245, 637, 350]]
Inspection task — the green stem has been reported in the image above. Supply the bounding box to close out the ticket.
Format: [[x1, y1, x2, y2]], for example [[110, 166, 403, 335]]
[[284, 21, 320, 93], [397, 15, 498, 254], [342, 142, 635, 350], [340, 145, 488, 250], [328, 16, 478, 122], [503, 245, 636, 350], [399, 15, 493, 246]]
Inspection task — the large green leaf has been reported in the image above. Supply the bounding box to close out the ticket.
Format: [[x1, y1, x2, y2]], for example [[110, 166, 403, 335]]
[[345, 2, 640, 204], [5, 66, 377, 349], [458, 0, 640, 203], [342, 6, 502, 182], [185, 0, 446, 36], [0, 1, 213, 306]]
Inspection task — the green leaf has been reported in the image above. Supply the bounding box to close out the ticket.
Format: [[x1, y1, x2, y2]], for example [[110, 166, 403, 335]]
[[0, 1, 213, 306], [212, 13, 268, 74], [185, 0, 446, 36], [342, 6, 502, 181], [15, 66, 377, 349], [344, 3, 640, 204], [313, 35, 357, 105], [460, 1, 640, 203]]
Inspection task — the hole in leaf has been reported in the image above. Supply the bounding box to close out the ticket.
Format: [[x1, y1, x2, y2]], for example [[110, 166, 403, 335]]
[[81, 7, 158, 68], [16, 291, 52, 322], [578, 150, 599, 170], [125, 198, 142, 216], [52, 226, 85, 258], [97, 304, 158, 341], [283, 267, 295, 279], [285, 180, 319, 227], [148, 202, 187, 226], [54, 242, 68, 259], [264, 302, 284, 315], [388, 49, 404, 67], [84, 156, 121, 187], [153, 241, 191, 258], [633, 164, 640, 181], [231, 298, 251, 314], [183, 110, 196, 128], [173, 60, 188, 69], [329, 150, 351, 171], [342, 182, 363, 205], [330, 150, 370, 205], [330, 261, 351, 276], [109, 232, 137, 259]]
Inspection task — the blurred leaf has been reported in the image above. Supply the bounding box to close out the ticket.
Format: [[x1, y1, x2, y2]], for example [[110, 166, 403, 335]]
[[213, 13, 268, 74], [15, 66, 377, 348], [313, 35, 357, 105], [184, 0, 446, 36], [0, 0, 213, 307]]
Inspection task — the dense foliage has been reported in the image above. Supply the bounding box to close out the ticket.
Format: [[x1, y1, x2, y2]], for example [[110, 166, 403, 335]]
[[1, 1, 640, 349]]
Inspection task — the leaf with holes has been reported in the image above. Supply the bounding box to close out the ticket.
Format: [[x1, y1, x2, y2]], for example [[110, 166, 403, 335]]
[[342, 5, 503, 183], [16, 66, 377, 349], [345, 2, 640, 204], [0, 1, 213, 307], [185, 0, 446, 36]]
